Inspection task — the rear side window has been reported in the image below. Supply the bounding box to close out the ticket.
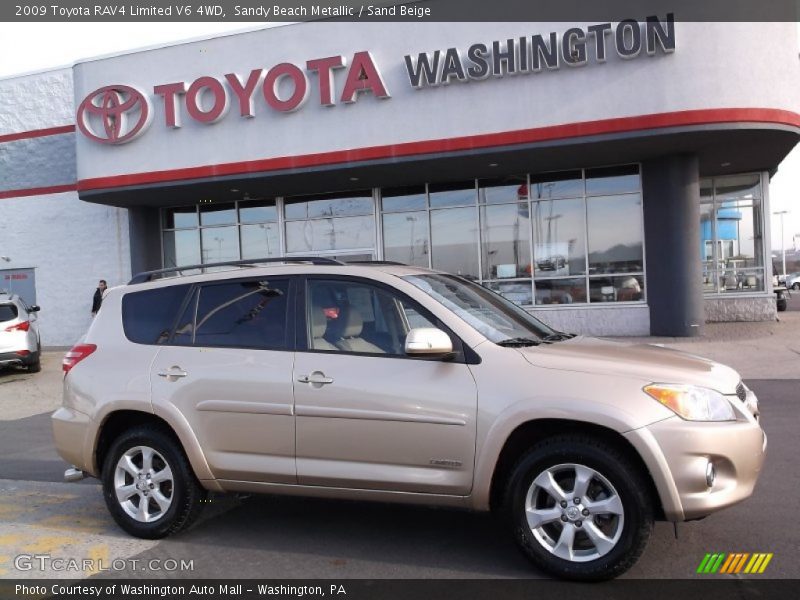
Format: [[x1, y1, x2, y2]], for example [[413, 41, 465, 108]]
[[177, 279, 290, 350], [122, 285, 191, 345], [0, 304, 18, 322]]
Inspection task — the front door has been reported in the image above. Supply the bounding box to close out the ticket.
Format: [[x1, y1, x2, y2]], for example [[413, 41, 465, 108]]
[[293, 276, 478, 495], [150, 276, 296, 483]]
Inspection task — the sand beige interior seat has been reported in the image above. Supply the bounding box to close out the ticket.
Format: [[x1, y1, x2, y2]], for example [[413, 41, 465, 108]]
[[328, 305, 384, 354], [310, 304, 339, 351]]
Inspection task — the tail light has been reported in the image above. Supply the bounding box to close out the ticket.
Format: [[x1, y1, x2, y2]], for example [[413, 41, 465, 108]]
[[4, 321, 30, 332], [63, 343, 97, 374]]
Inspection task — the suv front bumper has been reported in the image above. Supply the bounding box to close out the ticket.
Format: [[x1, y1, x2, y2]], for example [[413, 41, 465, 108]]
[[626, 411, 766, 521]]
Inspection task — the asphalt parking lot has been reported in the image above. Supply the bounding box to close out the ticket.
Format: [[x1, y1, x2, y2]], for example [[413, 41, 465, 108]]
[[0, 299, 798, 581]]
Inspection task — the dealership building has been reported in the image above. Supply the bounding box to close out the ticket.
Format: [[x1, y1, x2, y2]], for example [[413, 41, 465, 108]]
[[1, 19, 798, 346]]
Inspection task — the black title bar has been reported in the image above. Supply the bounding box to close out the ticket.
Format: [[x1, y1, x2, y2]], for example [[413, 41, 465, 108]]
[[3, 0, 800, 22]]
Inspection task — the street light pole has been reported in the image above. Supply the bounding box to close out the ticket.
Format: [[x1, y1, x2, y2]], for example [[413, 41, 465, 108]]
[[774, 210, 789, 280]]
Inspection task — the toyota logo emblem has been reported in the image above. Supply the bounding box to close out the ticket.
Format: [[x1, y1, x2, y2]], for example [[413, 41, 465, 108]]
[[76, 85, 152, 145]]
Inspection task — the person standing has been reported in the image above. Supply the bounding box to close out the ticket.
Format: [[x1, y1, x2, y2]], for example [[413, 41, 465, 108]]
[[91, 280, 107, 316]]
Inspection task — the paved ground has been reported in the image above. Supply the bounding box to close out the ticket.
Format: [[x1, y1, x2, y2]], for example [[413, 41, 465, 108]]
[[0, 296, 798, 580]]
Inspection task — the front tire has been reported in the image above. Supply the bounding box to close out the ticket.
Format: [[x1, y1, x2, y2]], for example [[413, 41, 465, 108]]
[[101, 426, 206, 539], [503, 435, 653, 581]]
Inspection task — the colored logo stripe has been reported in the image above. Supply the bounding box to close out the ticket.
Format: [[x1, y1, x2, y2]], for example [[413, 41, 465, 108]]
[[698, 553, 773, 574]]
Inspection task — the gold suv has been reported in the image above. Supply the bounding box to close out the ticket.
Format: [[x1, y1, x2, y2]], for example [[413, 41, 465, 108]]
[[52, 258, 766, 580]]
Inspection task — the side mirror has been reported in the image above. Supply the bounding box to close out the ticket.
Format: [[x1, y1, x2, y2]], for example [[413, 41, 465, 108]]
[[29, 305, 40, 312], [405, 328, 453, 357]]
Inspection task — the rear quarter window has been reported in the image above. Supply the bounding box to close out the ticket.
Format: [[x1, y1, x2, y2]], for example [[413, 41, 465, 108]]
[[0, 304, 18, 322], [122, 285, 191, 344]]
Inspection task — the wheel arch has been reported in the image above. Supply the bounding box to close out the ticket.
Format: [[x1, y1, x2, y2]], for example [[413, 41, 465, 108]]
[[93, 409, 218, 489], [487, 419, 665, 520]]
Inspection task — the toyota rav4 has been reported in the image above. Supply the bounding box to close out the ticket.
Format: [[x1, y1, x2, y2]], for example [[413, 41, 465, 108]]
[[52, 258, 766, 580]]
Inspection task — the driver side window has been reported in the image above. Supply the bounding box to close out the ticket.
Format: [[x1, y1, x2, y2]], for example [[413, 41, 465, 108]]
[[306, 279, 438, 356]]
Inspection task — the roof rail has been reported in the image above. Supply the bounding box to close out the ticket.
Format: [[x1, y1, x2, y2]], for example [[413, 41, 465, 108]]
[[345, 260, 407, 266], [128, 256, 344, 285]]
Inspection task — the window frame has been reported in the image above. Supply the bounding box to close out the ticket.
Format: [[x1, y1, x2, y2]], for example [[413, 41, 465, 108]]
[[295, 274, 477, 364]]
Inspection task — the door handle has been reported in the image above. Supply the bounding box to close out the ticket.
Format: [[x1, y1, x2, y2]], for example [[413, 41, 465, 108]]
[[297, 371, 334, 386], [158, 366, 188, 380]]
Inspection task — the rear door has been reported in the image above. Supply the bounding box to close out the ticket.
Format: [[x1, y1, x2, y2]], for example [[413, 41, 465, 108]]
[[149, 276, 297, 483]]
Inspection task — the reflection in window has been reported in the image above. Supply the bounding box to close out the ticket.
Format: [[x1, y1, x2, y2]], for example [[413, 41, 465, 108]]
[[430, 207, 479, 280], [382, 186, 427, 212], [239, 201, 278, 224], [481, 203, 531, 279], [241, 223, 280, 259], [700, 174, 765, 295], [285, 191, 373, 220], [163, 229, 200, 267], [585, 165, 640, 196], [193, 279, 290, 350], [479, 176, 528, 204], [535, 278, 587, 305], [382, 211, 429, 267], [200, 202, 237, 226], [587, 194, 644, 274], [285, 216, 375, 253], [164, 206, 198, 229], [531, 171, 583, 199], [200, 226, 239, 264], [428, 181, 476, 208], [589, 275, 645, 303], [532, 197, 586, 277]]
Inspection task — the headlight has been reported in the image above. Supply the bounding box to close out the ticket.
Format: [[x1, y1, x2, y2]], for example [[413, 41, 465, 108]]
[[643, 384, 736, 421]]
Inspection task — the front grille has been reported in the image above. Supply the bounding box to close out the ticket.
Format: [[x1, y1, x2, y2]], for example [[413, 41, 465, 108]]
[[736, 381, 747, 402]]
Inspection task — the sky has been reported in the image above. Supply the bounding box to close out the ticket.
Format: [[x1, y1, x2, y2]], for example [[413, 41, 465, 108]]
[[0, 22, 798, 252]]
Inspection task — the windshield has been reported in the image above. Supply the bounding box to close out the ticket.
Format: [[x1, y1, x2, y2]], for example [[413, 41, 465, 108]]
[[403, 274, 557, 344]]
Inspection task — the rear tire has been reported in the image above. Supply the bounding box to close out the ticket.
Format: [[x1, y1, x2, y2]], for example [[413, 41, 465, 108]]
[[502, 435, 653, 581], [27, 348, 41, 373], [101, 425, 206, 539], [777, 295, 787, 312]]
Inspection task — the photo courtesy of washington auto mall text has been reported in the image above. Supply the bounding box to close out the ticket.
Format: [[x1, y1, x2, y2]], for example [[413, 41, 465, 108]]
[[0, 0, 799, 599]]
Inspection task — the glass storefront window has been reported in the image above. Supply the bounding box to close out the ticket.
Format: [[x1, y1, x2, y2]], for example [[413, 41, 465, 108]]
[[479, 176, 528, 204], [240, 223, 280, 259], [535, 278, 587, 305], [163, 229, 200, 268], [285, 191, 373, 220], [199, 202, 237, 226], [200, 226, 239, 264], [382, 211, 429, 267], [239, 201, 278, 224], [587, 194, 644, 274], [430, 207, 479, 279], [531, 171, 583, 200], [585, 165, 640, 196], [164, 206, 198, 229], [481, 203, 531, 279], [700, 174, 765, 295], [285, 216, 375, 253], [428, 181, 476, 208], [532, 197, 586, 277], [381, 186, 427, 212], [589, 275, 645, 303]]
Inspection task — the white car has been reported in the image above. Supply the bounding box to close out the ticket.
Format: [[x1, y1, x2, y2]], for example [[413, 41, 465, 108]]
[[785, 272, 800, 290], [0, 292, 42, 372]]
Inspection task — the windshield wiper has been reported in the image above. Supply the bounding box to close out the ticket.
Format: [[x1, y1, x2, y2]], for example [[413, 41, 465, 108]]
[[541, 332, 576, 343], [496, 337, 542, 347]]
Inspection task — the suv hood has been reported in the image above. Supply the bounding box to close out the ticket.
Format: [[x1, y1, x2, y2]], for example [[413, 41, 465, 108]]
[[518, 336, 741, 394]]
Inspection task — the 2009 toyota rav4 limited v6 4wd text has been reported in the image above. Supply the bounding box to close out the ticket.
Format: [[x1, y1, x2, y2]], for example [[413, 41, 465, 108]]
[[52, 258, 766, 580]]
